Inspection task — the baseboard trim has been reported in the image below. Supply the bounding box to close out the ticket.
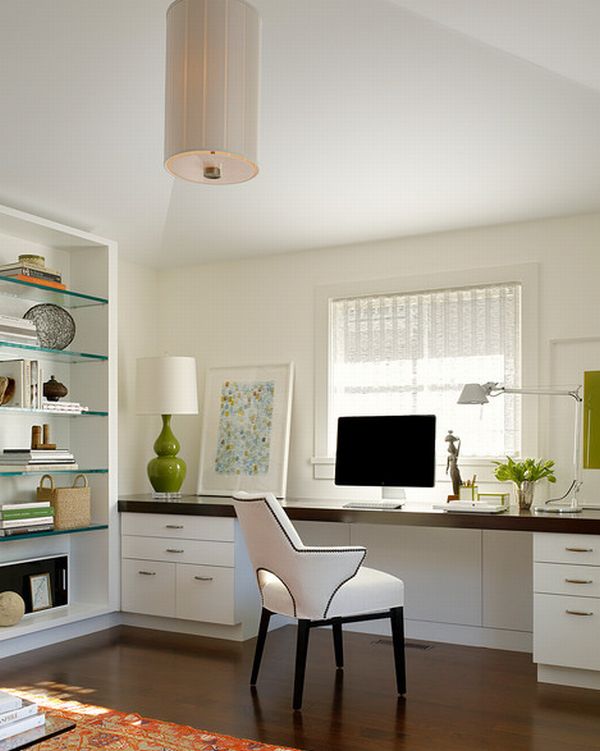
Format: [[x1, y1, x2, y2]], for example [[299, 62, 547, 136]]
[[0, 613, 121, 659], [538, 664, 600, 690], [119, 613, 248, 642], [269, 614, 532, 652]]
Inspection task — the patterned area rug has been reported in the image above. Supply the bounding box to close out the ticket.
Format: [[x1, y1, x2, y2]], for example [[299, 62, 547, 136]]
[[7, 692, 300, 751]]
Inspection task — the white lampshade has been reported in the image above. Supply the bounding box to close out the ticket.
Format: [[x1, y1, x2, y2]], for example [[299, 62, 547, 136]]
[[164, 0, 261, 184], [457, 383, 490, 405], [136, 357, 198, 415]]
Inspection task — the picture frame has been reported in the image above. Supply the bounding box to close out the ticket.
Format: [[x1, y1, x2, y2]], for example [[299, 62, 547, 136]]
[[29, 572, 53, 612], [198, 363, 294, 498]]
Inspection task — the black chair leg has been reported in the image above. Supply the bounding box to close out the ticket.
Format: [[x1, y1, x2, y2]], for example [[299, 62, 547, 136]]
[[332, 618, 344, 669], [293, 619, 311, 710], [250, 608, 272, 685], [390, 606, 406, 695]]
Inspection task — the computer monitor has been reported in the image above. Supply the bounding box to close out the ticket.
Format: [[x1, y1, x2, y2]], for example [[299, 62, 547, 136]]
[[334, 415, 436, 499]]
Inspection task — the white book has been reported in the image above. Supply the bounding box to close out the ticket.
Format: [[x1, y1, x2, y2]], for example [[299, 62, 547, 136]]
[[0, 692, 21, 714], [0, 700, 38, 727], [0, 517, 54, 528], [0, 712, 45, 740], [0, 502, 50, 511], [0, 464, 79, 472]]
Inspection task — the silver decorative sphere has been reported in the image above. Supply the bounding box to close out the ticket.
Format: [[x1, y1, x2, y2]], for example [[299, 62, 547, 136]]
[[0, 591, 25, 626]]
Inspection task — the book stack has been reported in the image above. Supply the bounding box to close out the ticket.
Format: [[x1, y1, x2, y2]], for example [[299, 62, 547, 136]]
[[41, 397, 88, 414], [0, 501, 54, 536], [0, 449, 78, 473], [0, 315, 39, 347], [0, 260, 65, 289], [0, 359, 43, 408], [0, 691, 45, 740]]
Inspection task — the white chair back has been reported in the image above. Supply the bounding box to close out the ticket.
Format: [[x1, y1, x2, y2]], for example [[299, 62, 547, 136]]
[[232, 491, 366, 619]]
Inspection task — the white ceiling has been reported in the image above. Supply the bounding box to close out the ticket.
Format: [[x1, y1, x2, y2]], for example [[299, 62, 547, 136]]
[[1, 0, 600, 267]]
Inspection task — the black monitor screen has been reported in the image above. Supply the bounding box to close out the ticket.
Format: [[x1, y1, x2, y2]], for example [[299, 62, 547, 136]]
[[334, 415, 436, 488]]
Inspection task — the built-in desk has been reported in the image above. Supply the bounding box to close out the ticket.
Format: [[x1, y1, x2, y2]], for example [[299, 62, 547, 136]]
[[119, 494, 600, 532], [118, 495, 600, 691]]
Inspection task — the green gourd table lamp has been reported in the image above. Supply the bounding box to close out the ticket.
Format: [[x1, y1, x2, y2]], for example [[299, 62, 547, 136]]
[[136, 356, 198, 496]]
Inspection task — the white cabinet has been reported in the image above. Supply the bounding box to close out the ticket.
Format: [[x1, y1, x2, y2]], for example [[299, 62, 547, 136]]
[[175, 564, 236, 624], [121, 559, 176, 618], [121, 512, 254, 627], [533, 532, 600, 675]]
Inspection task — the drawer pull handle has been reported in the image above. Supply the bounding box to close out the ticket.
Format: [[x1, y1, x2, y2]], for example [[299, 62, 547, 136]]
[[138, 570, 156, 576], [165, 524, 184, 529], [565, 547, 594, 553], [566, 609, 594, 617], [565, 578, 594, 585], [194, 576, 214, 582], [166, 548, 184, 553]]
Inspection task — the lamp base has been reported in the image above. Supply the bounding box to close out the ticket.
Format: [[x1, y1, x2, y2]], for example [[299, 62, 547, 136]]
[[147, 414, 187, 494], [536, 506, 583, 514]]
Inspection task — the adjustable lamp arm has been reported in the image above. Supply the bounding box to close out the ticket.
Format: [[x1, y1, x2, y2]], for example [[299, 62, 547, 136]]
[[458, 381, 583, 512]]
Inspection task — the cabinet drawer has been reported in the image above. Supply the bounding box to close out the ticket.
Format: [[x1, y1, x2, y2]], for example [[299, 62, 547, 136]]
[[534, 563, 600, 598], [122, 535, 234, 567], [176, 564, 237, 625], [534, 533, 600, 566], [534, 593, 600, 670], [121, 513, 234, 542], [121, 559, 175, 617]]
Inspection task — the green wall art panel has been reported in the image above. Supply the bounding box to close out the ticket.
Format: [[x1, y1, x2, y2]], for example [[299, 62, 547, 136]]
[[584, 370, 600, 470]]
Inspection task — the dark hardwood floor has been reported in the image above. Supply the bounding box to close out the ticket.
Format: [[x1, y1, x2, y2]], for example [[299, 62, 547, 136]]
[[2, 625, 600, 751]]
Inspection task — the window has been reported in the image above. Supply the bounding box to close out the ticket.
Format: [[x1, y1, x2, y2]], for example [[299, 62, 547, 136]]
[[328, 283, 521, 458]]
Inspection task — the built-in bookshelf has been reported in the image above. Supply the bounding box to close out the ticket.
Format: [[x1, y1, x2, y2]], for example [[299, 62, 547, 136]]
[[0, 203, 117, 657]]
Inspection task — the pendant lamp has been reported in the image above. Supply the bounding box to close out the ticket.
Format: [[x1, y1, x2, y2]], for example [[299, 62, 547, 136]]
[[164, 0, 261, 184]]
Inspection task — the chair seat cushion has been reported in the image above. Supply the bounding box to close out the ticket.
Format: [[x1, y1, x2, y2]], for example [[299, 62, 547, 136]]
[[260, 566, 404, 620], [326, 566, 404, 619]]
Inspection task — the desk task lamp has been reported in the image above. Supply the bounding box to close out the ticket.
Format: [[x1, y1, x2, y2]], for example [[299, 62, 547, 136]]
[[457, 382, 583, 513], [136, 356, 198, 497]]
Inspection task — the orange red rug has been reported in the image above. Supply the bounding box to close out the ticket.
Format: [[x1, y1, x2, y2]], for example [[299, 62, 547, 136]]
[[8, 692, 300, 751]]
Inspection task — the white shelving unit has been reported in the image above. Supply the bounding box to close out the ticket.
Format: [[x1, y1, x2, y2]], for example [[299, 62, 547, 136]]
[[0, 204, 118, 658]]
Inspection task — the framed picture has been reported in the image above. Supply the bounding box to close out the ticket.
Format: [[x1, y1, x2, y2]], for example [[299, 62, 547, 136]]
[[29, 573, 53, 612], [198, 363, 294, 498]]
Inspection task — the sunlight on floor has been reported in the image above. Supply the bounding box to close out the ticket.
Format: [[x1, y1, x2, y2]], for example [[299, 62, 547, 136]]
[[1, 682, 109, 717]]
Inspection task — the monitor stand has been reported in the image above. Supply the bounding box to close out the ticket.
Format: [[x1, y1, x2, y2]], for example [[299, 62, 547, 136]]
[[382, 487, 406, 501]]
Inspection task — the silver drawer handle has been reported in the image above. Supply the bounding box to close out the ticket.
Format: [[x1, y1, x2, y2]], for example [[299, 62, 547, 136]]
[[565, 578, 594, 585], [565, 547, 594, 553], [138, 570, 156, 576], [566, 609, 594, 616], [165, 524, 184, 529], [166, 548, 184, 553], [194, 576, 214, 581]]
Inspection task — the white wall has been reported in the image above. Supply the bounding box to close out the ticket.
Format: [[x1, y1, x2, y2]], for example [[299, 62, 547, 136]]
[[118, 259, 159, 494], [146, 211, 600, 500]]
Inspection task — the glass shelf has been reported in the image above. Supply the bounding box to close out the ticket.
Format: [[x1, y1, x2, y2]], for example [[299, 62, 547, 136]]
[[0, 406, 108, 417], [0, 340, 107, 363], [0, 275, 108, 308], [0, 522, 108, 542], [0, 467, 108, 477]]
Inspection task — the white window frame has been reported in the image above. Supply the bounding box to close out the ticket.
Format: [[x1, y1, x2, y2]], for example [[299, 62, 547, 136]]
[[312, 262, 539, 481]]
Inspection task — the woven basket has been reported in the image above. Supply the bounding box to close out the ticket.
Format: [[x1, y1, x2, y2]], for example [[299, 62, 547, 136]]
[[36, 474, 91, 530]]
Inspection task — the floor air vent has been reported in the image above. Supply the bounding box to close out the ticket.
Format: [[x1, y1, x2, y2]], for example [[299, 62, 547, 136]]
[[371, 639, 433, 650]]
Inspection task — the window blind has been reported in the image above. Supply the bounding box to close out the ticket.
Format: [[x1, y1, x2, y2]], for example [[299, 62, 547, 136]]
[[329, 283, 521, 457]]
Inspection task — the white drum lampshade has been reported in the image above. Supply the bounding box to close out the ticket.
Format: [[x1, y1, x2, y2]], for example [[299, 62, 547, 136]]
[[164, 0, 261, 184], [136, 356, 198, 415]]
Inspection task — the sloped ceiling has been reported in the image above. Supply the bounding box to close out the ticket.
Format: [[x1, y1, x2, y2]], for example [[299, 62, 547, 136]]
[[0, 0, 599, 267]]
